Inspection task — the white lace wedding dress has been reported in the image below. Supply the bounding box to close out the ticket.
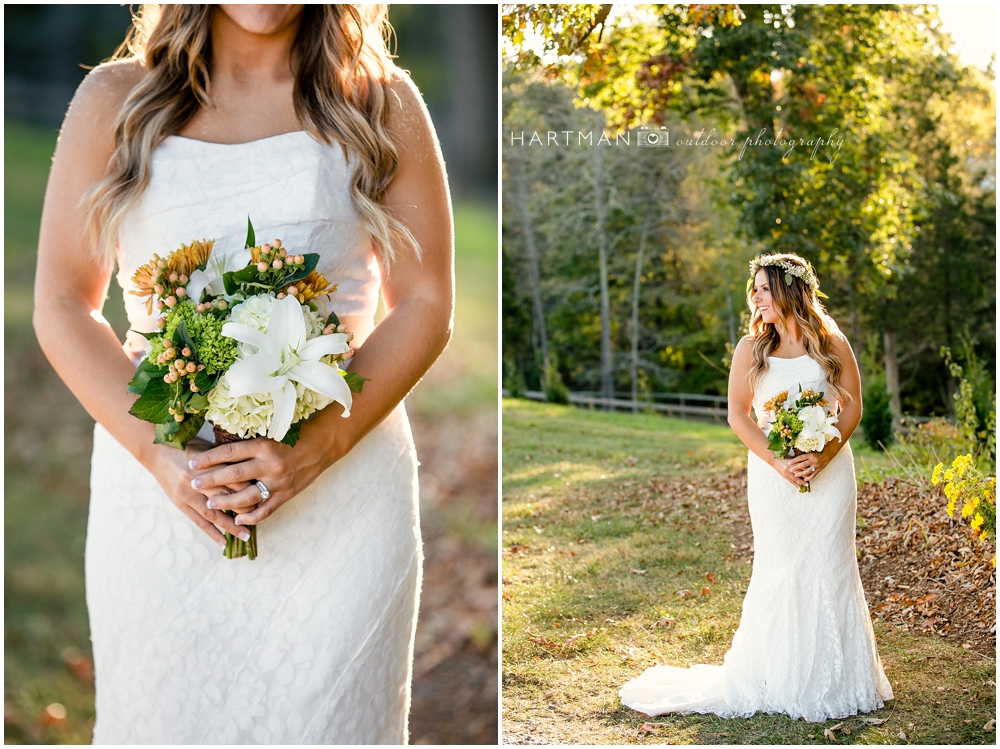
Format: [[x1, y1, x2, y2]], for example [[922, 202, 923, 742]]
[[86, 132, 422, 744], [620, 354, 893, 722]]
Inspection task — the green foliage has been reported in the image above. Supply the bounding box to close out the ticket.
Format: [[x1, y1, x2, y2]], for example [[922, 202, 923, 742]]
[[503, 355, 527, 398], [542, 355, 570, 404], [862, 375, 896, 451], [280, 421, 301, 447], [941, 342, 997, 469], [502, 5, 996, 420], [342, 370, 368, 394]]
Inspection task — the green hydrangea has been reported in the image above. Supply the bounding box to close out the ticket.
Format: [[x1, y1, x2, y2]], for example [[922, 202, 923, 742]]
[[158, 300, 237, 374], [191, 313, 238, 373]]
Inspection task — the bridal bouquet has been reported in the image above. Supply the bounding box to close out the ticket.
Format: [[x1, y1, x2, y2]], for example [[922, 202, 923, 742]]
[[761, 386, 841, 493], [126, 219, 367, 558]]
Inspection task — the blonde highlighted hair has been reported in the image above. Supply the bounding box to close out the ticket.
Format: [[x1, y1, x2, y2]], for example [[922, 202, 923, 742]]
[[745, 253, 851, 406], [83, 4, 416, 268]]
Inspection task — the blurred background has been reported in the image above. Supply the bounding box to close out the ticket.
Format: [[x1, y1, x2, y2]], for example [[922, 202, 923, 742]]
[[4, 5, 497, 745]]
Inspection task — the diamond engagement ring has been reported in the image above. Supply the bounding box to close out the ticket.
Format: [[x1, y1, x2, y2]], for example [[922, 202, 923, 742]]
[[256, 481, 271, 500]]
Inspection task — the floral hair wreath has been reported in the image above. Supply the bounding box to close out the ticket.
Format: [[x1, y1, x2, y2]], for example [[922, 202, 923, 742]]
[[746, 254, 829, 299]]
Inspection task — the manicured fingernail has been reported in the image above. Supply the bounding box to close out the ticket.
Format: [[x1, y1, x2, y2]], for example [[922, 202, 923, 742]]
[[238, 531, 250, 542], [216, 538, 226, 549], [206, 500, 217, 510], [234, 517, 243, 525], [191, 478, 203, 489], [189, 459, 200, 469]]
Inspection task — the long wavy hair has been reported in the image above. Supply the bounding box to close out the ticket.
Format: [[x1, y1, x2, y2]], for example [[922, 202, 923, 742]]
[[745, 253, 851, 406], [83, 4, 416, 268]]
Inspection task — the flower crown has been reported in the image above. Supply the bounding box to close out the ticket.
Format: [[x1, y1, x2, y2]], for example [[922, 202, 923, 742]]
[[746, 254, 828, 299]]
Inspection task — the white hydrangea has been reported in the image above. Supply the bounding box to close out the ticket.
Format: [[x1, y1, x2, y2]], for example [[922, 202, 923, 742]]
[[206, 377, 275, 439], [794, 434, 822, 453], [302, 305, 327, 338]]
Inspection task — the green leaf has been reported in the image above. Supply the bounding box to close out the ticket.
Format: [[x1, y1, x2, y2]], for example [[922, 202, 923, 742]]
[[187, 392, 209, 413], [325, 310, 341, 328], [128, 359, 168, 395], [784, 272, 793, 286], [154, 414, 204, 449], [816, 289, 829, 299], [223, 270, 239, 296], [175, 320, 198, 360], [194, 368, 214, 391], [280, 421, 302, 447], [245, 216, 256, 249], [278, 253, 320, 288], [128, 377, 174, 423], [745, 277, 753, 296], [130, 329, 162, 341], [343, 370, 369, 394]]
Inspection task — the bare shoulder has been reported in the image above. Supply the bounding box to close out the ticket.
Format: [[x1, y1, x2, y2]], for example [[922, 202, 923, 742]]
[[732, 335, 756, 365], [383, 65, 437, 146], [61, 58, 146, 152]]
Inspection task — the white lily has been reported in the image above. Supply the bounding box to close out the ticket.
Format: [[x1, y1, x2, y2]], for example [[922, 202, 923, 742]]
[[186, 247, 252, 303], [796, 404, 841, 452], [220, 295, 353, 441]]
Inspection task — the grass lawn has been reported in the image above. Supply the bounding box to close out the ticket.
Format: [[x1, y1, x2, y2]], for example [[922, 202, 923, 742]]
[[502, 399, 996, 745], [4, 119, 498, 744]]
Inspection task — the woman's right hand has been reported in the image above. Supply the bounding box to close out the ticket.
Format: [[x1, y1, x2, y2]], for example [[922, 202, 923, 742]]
[[145, 441, 251, 548], [770, 457, 809, 489]]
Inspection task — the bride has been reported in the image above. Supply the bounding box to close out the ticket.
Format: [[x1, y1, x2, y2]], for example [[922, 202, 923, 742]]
[[33, 4, 452, 744], [620, 253, 893, 723]]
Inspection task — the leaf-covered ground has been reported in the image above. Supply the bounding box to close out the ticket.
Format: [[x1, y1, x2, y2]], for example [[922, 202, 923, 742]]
[[502, 399, 996, 745]]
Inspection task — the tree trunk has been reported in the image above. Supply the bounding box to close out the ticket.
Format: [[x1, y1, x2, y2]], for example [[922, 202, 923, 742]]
[[845, 280, 863, 366], [630, 210, 654, 413], [720, 254, 738, 347], [512, 155, 550, 374], [594, 144, 614, 405], [883, 329, 901, 420]]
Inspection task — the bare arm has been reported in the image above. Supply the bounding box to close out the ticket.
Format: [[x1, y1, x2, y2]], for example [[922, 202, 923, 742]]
[[194, 69, 455, 523], [33, 62, 246, 546], [728, 336, 807, 488]]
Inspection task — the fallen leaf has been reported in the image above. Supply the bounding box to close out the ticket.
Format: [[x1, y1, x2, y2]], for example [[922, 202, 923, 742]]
[[629, 568, 647, 575], [984, 719, 995, 731], [676, 589, 695, 597], [701, 587, 712, 596], [898, 731, 907, 741], [823, 721, 844, 741], [863, 718, 887, 725], [706, 572, 716, 583], [639, 722, 658, 734]]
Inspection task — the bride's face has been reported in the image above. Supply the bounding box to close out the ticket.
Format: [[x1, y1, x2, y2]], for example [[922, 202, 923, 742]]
[[751, 269, 780, 325], [216, 5, 305, 35]]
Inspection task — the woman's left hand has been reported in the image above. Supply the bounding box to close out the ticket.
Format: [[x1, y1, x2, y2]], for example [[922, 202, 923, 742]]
[[787, 449, 835, 485], [187, 434, 334, 526]]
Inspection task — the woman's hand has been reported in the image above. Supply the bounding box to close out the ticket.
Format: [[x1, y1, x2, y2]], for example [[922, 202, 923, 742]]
[[770, 457, 811, 489], [786, 449, 836, 487], [186, 431, 334, 526], [145, 440, 253, 547]]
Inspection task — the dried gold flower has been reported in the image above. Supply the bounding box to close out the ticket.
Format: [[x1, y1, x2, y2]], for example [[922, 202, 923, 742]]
[[167, 239, 213, 277], [287, 271, 337, 302]]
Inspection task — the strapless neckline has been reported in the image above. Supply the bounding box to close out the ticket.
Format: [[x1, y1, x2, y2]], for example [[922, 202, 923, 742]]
[[164, 130, 311, 148]]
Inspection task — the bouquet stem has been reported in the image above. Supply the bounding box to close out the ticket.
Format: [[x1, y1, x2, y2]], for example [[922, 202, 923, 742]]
[[212, 424, 259, 561]]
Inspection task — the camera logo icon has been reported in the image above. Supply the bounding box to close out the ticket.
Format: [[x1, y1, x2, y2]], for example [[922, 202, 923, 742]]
[[637, 127, 670, 147]]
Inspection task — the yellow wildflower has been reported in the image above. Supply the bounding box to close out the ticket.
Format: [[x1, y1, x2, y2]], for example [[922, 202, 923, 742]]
[[947, 497, 956, 517], [979, 531, 988, 542], [962, 501, 975, 518], [931, 463, 944, 486], [971, 513, 984, 531], [943, 468, 955, 483], [944, 482, 959, 501], [991, 556, 996, 568], [953, 454, 973, 477]]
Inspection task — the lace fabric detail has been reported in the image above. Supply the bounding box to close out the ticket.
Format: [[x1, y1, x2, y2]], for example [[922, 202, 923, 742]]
[[619, 354, 893, 722], [87, 134, 421, 744]]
